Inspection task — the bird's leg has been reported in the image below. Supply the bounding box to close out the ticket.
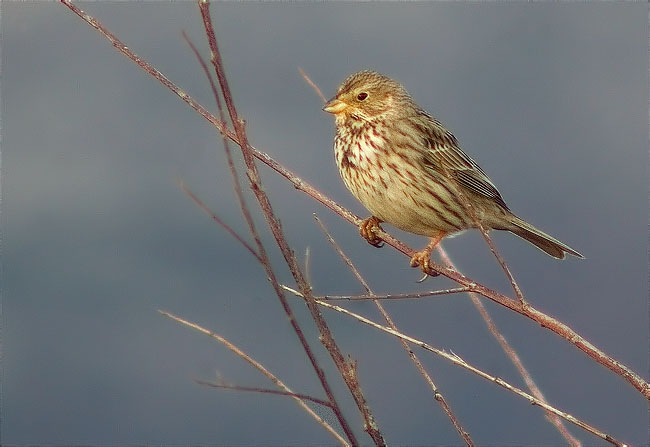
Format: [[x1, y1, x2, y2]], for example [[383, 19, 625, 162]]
[[410, 231, 446, 274], [359, 216, 384, 248]]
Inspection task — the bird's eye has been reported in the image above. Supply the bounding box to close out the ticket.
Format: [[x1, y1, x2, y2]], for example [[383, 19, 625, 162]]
[[357, 92, 368, 101]]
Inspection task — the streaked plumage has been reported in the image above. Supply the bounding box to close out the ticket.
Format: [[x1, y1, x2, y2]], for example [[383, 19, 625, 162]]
[[323, 70, 582, 271]]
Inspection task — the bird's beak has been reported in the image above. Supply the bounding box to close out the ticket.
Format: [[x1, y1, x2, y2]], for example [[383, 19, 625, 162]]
[[323, 98, 348, 115]]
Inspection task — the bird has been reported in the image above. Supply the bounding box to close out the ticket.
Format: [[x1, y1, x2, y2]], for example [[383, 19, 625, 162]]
[[322, 70, 583, 273]]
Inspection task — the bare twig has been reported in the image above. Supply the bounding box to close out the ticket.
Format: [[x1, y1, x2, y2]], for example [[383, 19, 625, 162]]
[[438, 169, 527, 305], [159, 310, 349, 446], [304, 246, 313, 288], [282, 296, 628, 447], [299, 67, 327, 102], [436, 247, 582, 446], [58, 0, 650, 400], [198, 2, 383, 444], [314, 215, 474, 447], [194, 379, 333, 408], [282, 284, 471, 301], [313, 287, 472, 301], [176, 179, 261, 263]]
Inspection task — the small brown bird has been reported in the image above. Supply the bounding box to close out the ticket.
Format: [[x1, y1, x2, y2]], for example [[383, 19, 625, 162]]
[[323, 70, 582, 272]]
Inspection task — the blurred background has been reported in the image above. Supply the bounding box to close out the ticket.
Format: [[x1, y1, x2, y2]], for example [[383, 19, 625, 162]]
[[3, 2, 647, 445]]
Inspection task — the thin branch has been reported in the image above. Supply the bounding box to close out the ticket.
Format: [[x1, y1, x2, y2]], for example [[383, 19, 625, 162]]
[[304, 246, 313, 289], [314, 215, 474, 447], [314, 287, 472, 301], [58, 0, 650, 400], [176, 179, 261, 263], [299, 67, 327, 102], [282, 285, 471, 301], [437, 247, 582, 446], [198, 2, 383, 444], [475, 224, 526, 305], [283, 296, 628, 447], [438, 168, 527, 305], [182, 30, 222, 116], [195, 379, 333, 408], [159, 310, 349, 447]]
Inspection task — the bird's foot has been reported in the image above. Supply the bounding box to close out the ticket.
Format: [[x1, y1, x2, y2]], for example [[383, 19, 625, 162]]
[[409, 232, 446, 276], [410, 250, 440, 277], [359, 216, 384, 248], [410, 250, 434, 273]]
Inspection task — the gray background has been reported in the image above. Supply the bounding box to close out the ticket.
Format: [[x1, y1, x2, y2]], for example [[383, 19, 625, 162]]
[[3, 2, 648, 446]]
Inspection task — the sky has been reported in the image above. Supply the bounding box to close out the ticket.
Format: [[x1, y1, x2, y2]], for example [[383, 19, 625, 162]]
[[2, 2, 648, 446]]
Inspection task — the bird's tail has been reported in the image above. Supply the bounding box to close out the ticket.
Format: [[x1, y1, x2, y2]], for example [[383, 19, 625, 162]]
[[506, 215, 583, 259]]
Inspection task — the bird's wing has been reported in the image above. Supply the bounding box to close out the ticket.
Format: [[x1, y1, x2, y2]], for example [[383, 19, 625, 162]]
[[419, 118, 510, 211]]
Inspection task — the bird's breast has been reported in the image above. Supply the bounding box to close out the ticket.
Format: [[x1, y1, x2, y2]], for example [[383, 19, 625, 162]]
[[333, 124, 410, 218], [332, 121, 468, 235], [334, 125, 387, 191]]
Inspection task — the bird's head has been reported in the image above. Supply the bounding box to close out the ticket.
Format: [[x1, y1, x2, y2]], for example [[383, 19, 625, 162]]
[[323, 70, 413, 124]]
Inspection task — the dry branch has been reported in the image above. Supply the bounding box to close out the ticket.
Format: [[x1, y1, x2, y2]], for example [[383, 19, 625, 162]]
[[159, 310, 349, 446], [437, 248, 582, 446], [194, 380, 333, 408], [310, 287, 472, 301], [281, 292, 628, 447], [177, 179, 261, 263]]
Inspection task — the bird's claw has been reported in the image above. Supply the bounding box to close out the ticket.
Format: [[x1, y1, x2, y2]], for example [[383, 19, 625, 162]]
[[359, 216, 384, 248], [416, 273, 430, 283], [410, 250, 440, 277]]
